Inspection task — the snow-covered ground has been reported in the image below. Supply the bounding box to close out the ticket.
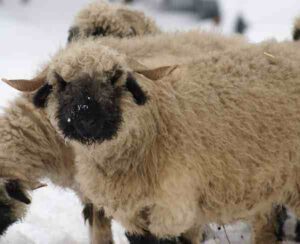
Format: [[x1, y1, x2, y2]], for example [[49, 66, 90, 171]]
[[0, 0, 299, 243]]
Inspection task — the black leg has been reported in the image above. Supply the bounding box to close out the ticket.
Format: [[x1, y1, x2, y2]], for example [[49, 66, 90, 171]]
[[126, 232, 191, 244]]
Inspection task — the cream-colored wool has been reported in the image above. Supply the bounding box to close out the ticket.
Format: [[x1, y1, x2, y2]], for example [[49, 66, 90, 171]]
[[0, 1, 159, 241], [94, 30, 246, 68], [0, 94, 75, 187], [41, 38, 300, 244], [0, 30, 246, 243], [0, 92, 116, 243], [68, 1, 160, 42]]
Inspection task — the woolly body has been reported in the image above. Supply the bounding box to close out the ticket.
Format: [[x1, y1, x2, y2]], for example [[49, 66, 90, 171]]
[[41, 37, 300, 243]]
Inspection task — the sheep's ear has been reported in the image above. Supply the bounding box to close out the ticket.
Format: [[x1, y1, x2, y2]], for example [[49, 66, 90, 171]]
[[126, 57, 148, 71], [1, 67, 48, 92], [126, 74, 148, 105], [33, 83, 53, 108], [1, 76, 46, 92], [136, 65, 178, 81]]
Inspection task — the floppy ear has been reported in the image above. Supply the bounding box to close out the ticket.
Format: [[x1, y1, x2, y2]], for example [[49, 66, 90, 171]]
[[136, 65, 178, 81], [125, 74, 148, 105], [33, 83, 53, 108]]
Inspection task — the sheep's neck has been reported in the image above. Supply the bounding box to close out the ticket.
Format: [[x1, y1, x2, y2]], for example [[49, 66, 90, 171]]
[[75, 116, 162, 192]]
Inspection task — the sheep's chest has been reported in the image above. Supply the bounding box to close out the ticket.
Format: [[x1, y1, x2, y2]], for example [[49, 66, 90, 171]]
[[76, 163, 196, 236]]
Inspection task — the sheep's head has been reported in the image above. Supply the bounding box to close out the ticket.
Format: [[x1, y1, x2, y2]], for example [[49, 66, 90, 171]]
[[43, 42, 150, 145], [3, 40, 175, 145], [68, 2, 160, 43]]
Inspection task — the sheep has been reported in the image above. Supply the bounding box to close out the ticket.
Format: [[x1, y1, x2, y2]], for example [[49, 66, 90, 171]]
[[0, 28, 246, 243], [0, 92, 76, 233], [3, 2, 297, 242], [0, 1, 161, 242], [67, 0, 161, 43], [9, 35, 300, 244], [5, 27, 300, 242], [294, 16, 300, 41]]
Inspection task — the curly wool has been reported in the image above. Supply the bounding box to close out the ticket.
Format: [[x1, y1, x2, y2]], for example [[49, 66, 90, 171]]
[[68, 0, 161, 42], [43, 37, 300, 244], [82, 30, 246, 68]]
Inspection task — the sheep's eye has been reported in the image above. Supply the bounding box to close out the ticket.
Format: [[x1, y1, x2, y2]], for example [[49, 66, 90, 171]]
[[55, 73, 68, 91], [111, 69, 123, 85], [92, 27, 106, 37]]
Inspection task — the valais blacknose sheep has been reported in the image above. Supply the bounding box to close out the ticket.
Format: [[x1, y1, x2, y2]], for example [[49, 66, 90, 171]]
[[7, 35, 300, 244], [67, 1, 160, 43], [0, 1, 161, 243]]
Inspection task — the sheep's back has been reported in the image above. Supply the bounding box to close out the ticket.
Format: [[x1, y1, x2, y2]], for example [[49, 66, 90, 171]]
[[154, 40, 300, 221]]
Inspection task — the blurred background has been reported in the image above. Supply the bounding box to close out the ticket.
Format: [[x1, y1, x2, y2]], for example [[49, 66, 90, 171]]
[[0, 0, 299, 243]]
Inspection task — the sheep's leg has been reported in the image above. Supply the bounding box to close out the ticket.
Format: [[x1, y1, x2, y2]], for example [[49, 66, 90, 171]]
[[280, 188, 300, 243], [180, 224, 207, 244], [83, 203, 113, 244], [250, 208, 280, 244], [125, 232, 185, 244]]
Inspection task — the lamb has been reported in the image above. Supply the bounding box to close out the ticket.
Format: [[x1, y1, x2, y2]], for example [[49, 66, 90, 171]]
[[7, 34, 300, 244], [67, 1, 161, 43]]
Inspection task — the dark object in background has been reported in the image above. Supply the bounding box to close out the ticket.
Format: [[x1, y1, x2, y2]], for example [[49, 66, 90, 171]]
[[194, 0, 221, 25], [164, 0, 222, 25], [124, 0, 134, 3], [234, 14, 248, 34], [294, 28, 300, 41]]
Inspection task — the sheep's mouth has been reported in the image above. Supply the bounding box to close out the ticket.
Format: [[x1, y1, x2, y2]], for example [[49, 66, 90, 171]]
[[57, 97, 123, 144]]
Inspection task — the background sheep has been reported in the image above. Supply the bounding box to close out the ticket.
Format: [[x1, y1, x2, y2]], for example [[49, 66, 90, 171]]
[[24, 36, 300, 244], [0, 93, 76, 234], [67, 1, 161, 43]]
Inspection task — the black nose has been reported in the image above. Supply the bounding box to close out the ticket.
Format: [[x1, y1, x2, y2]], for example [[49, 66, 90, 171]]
[[79, 118, 96, 130], [71, 98, 101, 137], [75, 117, 100, 137]]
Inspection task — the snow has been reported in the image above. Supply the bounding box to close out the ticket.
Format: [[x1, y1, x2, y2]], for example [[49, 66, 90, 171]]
[[0, 0, 299, 243]]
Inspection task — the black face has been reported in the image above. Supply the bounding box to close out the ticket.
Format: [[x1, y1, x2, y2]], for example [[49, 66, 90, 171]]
[[33, 71, 148, 145], [55, 74, 123, 144]]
